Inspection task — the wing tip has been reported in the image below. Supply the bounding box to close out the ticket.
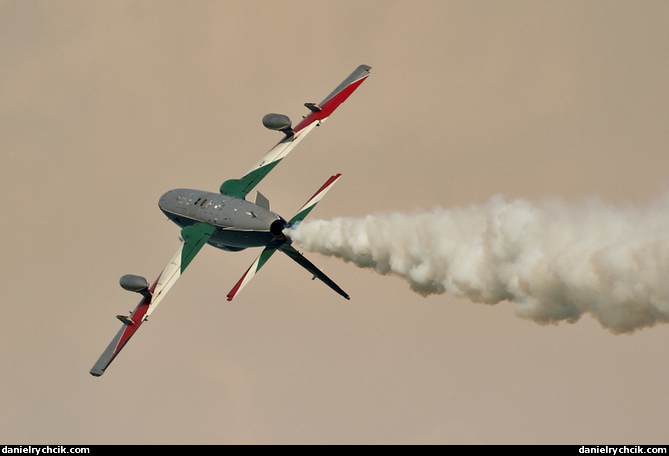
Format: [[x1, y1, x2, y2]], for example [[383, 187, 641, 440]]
[[226, 288, 238, 301], [357, 64, 372, 73]]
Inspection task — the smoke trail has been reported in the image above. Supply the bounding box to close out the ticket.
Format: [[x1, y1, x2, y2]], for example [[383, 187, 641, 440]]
[[287, 194, 669, 333]]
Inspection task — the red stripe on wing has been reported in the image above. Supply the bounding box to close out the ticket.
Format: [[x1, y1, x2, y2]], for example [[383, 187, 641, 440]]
[[293, 76, 369, 133]]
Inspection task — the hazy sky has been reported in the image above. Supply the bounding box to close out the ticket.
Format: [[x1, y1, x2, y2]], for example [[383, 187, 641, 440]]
[[2, 1, 669, 444]]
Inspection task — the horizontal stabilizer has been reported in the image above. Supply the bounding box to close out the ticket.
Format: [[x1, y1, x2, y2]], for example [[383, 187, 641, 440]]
[[289, 174, 342, 226], [227, 247, 277, 301], [226, 173, 347, 301]]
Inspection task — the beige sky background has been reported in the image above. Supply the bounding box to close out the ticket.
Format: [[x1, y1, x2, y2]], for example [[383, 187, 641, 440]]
[[2, 0, 669, 444]]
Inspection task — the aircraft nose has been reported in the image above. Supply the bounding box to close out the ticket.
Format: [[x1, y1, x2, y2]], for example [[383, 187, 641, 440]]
[[158, 191, 170, 210], [158, 189, 180, 213]]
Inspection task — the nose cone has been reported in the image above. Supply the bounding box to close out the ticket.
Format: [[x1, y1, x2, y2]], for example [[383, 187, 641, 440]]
[[158, 190, 173, 209], [158, 190, 174, 212], [158, 189, 187, 220]]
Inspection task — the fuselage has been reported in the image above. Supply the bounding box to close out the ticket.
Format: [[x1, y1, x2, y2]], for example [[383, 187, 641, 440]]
[[158, 189, 284, 251]]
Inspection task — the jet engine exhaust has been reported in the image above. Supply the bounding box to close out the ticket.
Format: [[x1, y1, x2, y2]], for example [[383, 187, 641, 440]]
[[270, 219, 291, 244], [286, 193, 669, 334]]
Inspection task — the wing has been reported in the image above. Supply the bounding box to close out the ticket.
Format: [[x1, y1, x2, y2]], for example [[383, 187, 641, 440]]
[[219, 64, 371, 199], [90, 223, 215, 377]]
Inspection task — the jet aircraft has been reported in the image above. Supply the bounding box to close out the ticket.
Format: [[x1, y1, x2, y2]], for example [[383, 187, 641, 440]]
[[90, 65, 371, 376]]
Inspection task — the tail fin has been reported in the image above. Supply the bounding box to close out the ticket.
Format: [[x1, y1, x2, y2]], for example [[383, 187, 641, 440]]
[[279, 244, 349, 300]]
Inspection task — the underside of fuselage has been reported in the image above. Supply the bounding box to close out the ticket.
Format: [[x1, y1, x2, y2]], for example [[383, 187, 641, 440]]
[[158, 188, 283, 251]]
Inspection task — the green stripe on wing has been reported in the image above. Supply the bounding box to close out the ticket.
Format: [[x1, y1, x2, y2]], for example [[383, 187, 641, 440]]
[[219, 161, 282, 199], [180, 224, 216, 273]]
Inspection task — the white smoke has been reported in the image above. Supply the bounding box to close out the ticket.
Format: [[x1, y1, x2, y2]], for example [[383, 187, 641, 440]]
[[287, 194, 669, 333]]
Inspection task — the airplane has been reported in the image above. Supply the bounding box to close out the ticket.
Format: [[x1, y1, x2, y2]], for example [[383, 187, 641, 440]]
[[90, 64, 371, 377]]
